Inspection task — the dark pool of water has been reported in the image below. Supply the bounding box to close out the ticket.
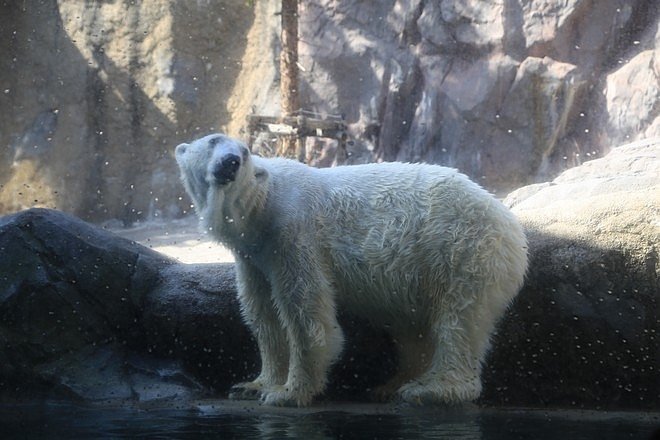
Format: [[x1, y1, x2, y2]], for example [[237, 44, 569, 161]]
[[0, 400, 658, 439]]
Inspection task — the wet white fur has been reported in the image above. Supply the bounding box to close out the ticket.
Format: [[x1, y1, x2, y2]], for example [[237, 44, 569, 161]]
[[175, 133, 528, 407]]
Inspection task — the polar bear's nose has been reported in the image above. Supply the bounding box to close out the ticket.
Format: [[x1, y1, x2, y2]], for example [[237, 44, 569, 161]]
[[212, 154, 241, 185]]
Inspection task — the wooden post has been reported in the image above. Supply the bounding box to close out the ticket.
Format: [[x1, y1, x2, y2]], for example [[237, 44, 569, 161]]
[[279, 0, 300, 158]]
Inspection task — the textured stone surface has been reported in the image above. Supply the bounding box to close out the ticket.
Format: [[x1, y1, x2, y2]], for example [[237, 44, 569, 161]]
[[1, 1, 658, 221], [0, 1, 253, 223], [230, 0, 659, 195], [604, 49, 660, 145], [0, 208, 202, 402], [482, 138, 660, 409]]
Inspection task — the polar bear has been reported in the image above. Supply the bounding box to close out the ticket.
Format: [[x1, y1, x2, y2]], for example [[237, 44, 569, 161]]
[[175, 133, 527, 407]]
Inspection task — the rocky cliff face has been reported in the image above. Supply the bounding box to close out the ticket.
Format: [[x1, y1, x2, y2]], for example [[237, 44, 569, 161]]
[[1, 1, 658, 222], [231, 0, 659, 193], [0, 0, 253, 223]]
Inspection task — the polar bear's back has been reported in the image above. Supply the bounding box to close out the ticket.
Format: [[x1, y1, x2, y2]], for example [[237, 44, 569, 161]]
[[260, 160, 527, 326]]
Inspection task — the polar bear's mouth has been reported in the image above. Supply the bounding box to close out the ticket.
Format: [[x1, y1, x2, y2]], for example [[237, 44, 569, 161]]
[[212, 154, 241, 185]]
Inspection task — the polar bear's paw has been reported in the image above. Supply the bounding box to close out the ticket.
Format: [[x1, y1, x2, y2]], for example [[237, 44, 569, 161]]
[[371, 376, 409, 402], [228, 381, 265, 401], [260, 384, 314, 407], [397, 377, 481, 406]]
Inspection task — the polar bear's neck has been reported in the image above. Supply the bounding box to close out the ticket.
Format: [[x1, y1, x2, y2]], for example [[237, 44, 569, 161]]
[[202, 174, 269, 247]]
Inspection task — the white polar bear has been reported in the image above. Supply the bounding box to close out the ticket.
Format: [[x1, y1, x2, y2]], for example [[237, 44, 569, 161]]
[[175, 133, 527, 407]]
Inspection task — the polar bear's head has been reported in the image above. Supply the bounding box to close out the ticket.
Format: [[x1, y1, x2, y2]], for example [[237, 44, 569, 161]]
[[175, 133, 261, 214]]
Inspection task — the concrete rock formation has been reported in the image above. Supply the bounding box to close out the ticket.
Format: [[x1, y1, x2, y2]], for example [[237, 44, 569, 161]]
[[0, 1, 253, 223], [484, 137, 660, 408], [232, 0, 659, 193]]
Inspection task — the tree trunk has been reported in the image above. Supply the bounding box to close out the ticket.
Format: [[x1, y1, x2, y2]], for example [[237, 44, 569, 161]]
[[279, 0, 301, 158]]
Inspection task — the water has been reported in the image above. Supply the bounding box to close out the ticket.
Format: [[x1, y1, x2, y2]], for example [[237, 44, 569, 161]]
[[0, 400, 658, 439]]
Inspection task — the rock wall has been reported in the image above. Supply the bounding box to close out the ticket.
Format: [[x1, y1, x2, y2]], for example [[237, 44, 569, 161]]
[[1, 1, 658, 222], [226, 0, 660, 193], [0, 0, 253, 223], [230, 0, 659, 194]]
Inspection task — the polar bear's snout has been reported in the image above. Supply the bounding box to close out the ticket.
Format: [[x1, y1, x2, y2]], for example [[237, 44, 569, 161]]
[[212, 153, 241, 185]]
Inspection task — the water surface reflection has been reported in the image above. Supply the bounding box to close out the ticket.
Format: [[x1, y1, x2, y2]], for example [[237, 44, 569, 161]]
[[0, 401, 657, 439]]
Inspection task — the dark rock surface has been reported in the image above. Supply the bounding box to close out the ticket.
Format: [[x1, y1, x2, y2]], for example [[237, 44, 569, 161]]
[[0, 208, 393, 405], [482, 228, 659, 409], [0, 208, 200, 403], [0, 209, 242, 401]]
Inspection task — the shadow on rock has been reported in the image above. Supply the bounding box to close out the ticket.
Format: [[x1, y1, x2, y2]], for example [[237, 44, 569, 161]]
[[0, 208, 393, 405]]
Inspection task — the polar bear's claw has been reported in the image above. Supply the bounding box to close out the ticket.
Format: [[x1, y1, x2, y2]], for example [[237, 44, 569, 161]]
[[259, 385, 312, 407], [228, 382, 263, 400], [397, 377, 482, 406]]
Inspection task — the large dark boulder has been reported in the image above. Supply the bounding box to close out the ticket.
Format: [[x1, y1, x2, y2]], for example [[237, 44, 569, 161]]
[[0, 140, 658, 409], [0, 208, 392, 404], [482, 139, 659, 410], [0, 208, 256, 402]]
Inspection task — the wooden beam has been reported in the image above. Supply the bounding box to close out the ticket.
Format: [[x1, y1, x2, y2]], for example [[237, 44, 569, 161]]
[[247, 114, 347, 140]]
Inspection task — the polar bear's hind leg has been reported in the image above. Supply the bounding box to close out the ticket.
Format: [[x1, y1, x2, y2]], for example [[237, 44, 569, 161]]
[[397, 274, 522, 405]]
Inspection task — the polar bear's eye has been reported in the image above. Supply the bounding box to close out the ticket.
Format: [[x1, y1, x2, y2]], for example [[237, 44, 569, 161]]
[[209, 136, 221, 148]]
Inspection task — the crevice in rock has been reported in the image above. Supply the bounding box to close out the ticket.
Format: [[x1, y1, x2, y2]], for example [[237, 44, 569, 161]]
[[604, 0, 659, 71]]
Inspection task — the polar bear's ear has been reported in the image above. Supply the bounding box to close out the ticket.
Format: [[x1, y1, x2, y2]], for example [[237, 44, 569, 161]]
[[174, 143, 188, 158], [254, 165, 268, 182], [240, 145, 250, 161]]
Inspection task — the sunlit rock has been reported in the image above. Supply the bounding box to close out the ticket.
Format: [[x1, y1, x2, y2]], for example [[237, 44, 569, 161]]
[[482, 138, 660, 409]]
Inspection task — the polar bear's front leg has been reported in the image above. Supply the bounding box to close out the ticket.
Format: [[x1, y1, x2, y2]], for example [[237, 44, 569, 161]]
[[229, 259, 288, 400], [261, 258, 344, 407]]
